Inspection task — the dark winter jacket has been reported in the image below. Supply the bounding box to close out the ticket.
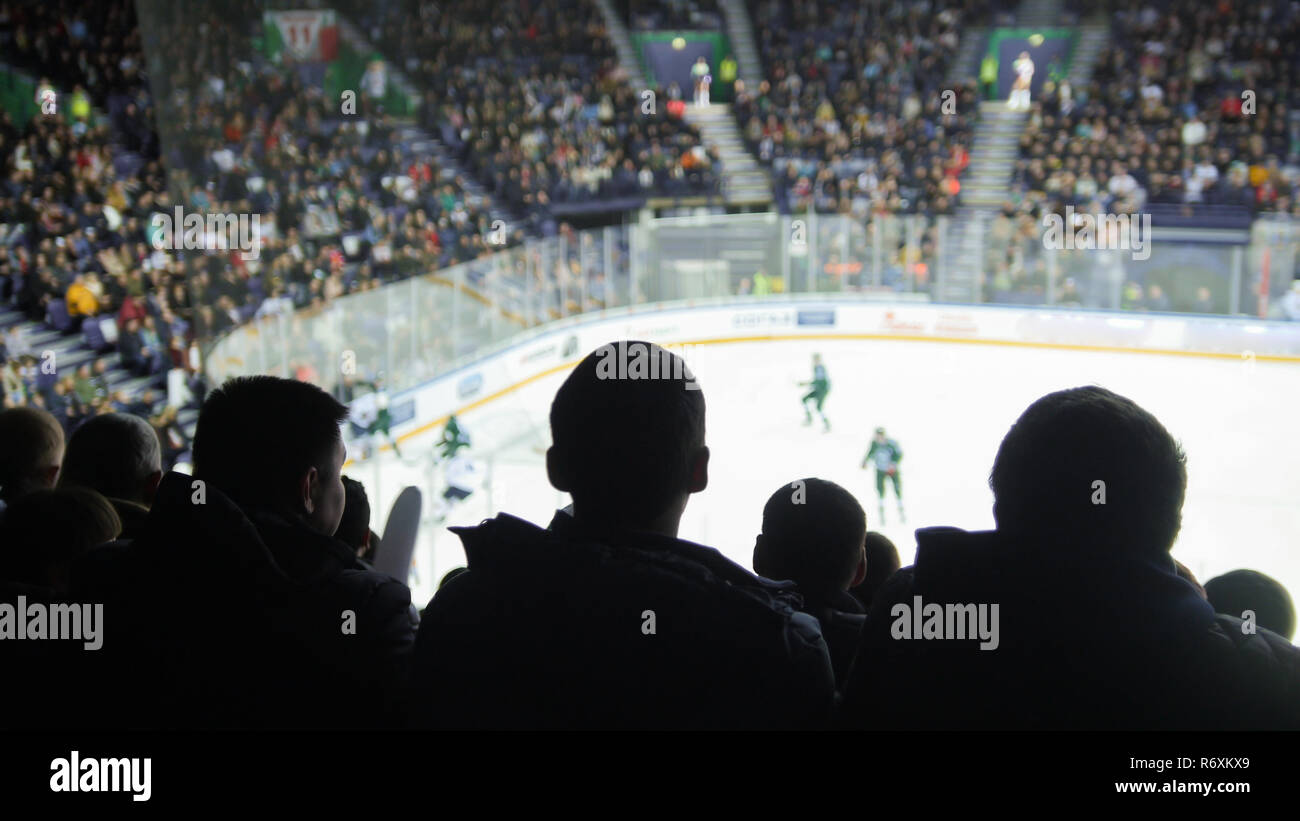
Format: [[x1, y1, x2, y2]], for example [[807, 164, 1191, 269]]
[[73, 471, 417, 729], [0, 581, 110, 730], [842, 526, 1300, 730], [800, 590, 866, 691], [411, 510, 836, 729]]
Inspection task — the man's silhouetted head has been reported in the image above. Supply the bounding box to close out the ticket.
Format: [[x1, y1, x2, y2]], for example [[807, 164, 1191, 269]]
[[0, 406, 65, 503], [755, 478, 866, 598], [990, 386, 1185, 557], [336, 475, 373, 559], [852, 531, 901, 610], [59, 413, 162, 505], [0, 486, 121, 591], [547, 341, 707, 535], [192, 376, 349, 537]]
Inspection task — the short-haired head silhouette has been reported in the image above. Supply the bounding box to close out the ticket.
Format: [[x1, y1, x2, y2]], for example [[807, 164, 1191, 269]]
[[0, 487, 121, 591], [336, 475, 372, 558], [852, 531, 901, 610], [59, 413, 162, 505], [548, 341, 707, 536], [192, 376, 349, 537], [1205, 569, 1296, 640], [754, 478, 867, 598], [990, 386, 1186, 557], [0, 406, 65, 503]]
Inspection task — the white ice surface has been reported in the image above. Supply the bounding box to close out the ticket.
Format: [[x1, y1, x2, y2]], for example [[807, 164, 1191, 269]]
[[349, 338, 1300, 615]]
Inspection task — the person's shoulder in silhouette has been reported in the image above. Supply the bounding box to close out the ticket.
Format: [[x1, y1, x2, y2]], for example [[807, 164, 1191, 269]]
[[412, 341, 834, 729], [753, 477, 868, 690], [75, 376, 416, 730], [0, 487, 121, 731], [842, 386, 1300, 730]]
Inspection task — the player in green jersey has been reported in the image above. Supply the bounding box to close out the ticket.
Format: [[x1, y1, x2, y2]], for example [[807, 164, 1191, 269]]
[[800, 353, 830, 431]]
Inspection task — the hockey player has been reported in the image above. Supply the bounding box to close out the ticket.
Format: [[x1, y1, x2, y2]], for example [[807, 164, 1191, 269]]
[[862, 427, 904, 524], [800, 353, 831, 431], [431, 450, 483, 524], [436, 414, 471, 461], [352, 376, 401, 459], [361, 374, 400, 459]]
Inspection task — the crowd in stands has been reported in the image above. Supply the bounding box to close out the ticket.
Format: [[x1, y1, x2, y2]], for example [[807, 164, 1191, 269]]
[[1, 0, 157, 159], [616, 0, 723, 30], [735, 0, 989, 218], [1, 0, 562, 446], [138, 0, 524, 318], [0, 98, 201, 462], [1014, 0, 1300, 218], [724, 0, 993, 300], [2, 341, 1297, 730], [340, 0, 720, 213]]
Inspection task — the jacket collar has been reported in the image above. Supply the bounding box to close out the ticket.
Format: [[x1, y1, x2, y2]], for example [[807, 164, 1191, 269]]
[[451, 509, 803, 602], [140, 471, 358, 590]]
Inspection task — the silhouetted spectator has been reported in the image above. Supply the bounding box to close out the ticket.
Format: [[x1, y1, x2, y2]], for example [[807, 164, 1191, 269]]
[[1205, 570, 1296, 641], [0, 486, 119, 731], [73, 376, 418, 729], [842, 386, 1300, 730], [0, 487, 121, 593], [337, 475, 376, 562], [58, 413, 162, 539], [412, 341, 835, 729], [850, 531, 901, 611], [0, 406, 65, 518], [118, 317, 166, 376], [753, 478, 867, 689]]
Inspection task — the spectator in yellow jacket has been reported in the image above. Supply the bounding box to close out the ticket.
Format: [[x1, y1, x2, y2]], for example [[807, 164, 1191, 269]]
[[66, 274, 99, 317]]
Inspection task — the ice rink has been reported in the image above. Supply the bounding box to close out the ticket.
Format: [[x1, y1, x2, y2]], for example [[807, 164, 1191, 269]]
[[348, 337, 1300, 612]]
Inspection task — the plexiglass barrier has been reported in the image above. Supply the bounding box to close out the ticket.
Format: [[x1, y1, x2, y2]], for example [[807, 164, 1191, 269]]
[[206, 212, 1299, 395]]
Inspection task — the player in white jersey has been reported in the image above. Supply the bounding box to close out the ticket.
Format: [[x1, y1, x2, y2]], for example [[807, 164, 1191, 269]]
[[1009, 51, 1034, 111], [691, 56, 711, 106], [430, 452, 484, 523]]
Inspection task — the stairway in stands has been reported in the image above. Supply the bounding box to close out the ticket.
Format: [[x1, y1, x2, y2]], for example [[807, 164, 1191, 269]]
[[932, 101, 1024, 302], [592, 0, 771, 209], [945, 24, 988, 88], [333, 15, 521, 234], [1016, 0, 1062, 27], [718, 0, 764, 92], [708, 0, 773, 207], [592, 0, 649, 90], [1067, 21, 1112, 89], [683, 104, 772, 208]]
